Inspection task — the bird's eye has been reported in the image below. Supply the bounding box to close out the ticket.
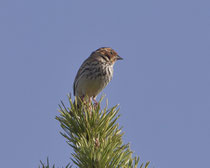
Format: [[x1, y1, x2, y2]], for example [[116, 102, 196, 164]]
[[110, 51, 113, 55]]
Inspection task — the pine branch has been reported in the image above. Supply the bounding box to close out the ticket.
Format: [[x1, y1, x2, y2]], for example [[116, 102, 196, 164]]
[[55, 96, 150, 168], [39, 157, 72, 168]]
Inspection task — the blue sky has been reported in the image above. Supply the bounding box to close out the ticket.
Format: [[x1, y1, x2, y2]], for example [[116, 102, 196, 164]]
[[0, 0, 210, 167]]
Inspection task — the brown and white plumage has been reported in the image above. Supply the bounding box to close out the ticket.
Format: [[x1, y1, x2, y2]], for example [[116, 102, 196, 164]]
[[73, 47, 122, 103]]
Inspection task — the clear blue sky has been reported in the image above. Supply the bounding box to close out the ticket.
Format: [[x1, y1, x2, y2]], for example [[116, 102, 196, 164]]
[[0, 0, 209, 167]]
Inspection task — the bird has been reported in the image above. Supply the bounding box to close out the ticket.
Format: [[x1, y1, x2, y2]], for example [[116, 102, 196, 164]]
[[73, 47, 123, 106]]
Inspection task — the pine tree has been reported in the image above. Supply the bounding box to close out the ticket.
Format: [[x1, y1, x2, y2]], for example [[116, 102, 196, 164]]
[[39, 96, 150, 168]]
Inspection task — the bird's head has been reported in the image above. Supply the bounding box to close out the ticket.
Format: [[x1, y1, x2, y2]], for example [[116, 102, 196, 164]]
[[92, 47, 123, 64]]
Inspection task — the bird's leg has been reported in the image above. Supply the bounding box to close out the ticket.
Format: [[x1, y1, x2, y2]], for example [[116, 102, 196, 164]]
[[88, 97, 92, 108], [93, 97, 98, 106]]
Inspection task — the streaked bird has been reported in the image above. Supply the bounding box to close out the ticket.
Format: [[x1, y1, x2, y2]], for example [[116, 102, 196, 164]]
[[73, 47, 123, 105]]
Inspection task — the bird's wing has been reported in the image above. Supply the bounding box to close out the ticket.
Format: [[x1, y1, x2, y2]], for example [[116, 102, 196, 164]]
[[73, 58, 91, 96]]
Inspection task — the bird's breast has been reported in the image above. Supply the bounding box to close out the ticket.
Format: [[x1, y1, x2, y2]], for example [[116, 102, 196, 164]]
[[75, 64, 113, 97]]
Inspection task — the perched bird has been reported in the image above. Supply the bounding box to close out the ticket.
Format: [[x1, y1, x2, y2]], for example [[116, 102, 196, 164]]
[[73, 47, 123, 105]]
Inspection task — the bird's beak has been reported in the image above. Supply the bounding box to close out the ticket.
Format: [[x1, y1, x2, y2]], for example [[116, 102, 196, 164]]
[[116, 55, 123, 60]]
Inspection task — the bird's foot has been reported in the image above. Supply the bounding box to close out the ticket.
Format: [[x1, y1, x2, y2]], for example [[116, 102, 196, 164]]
[[93, 98, 98, 107]]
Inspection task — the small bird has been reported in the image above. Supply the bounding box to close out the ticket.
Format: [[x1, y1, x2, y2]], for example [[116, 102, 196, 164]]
[[73, 47, 123, 105]]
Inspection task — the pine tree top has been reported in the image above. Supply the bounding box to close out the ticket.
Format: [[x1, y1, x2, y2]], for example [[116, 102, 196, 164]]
[[40, 96, 150, 168]]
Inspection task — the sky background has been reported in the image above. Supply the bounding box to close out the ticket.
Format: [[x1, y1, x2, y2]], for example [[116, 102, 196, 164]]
[[0, 0, 210, 167]]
